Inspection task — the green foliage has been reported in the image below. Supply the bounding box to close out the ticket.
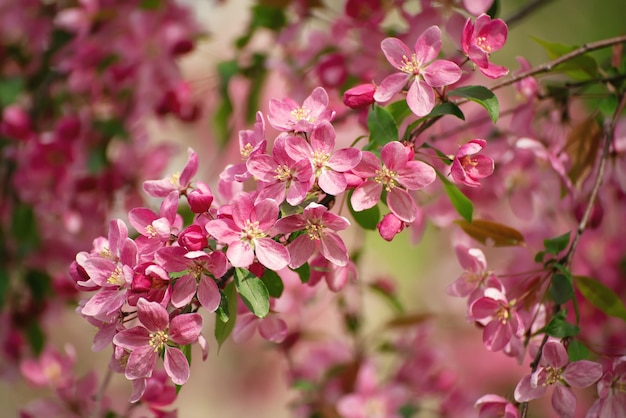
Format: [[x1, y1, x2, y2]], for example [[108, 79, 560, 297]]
[[234, 267, 270, 318], [347, 190, 381, 230], [574, 275, 626, 321], [139, 0, 162, 9], [11, 204, 40, 257], [214, 60, 240, 146], [367, 104, 398, 148], [26, 321, 45, 356], [25, 269, 52, 303], [544, 232, 571, 255], [455, 219, 526, 247], [0, 77, 24, 106], [241, 53, 268, 124], [543, 310, 579, 338], [567, 339, 590, 361], [448, 85, 500, 123], [550, 273, 575, 305], [0, 267, 7, 310], [531, 37, 599, 80], [214, 281, 238, 350], [427, 102, 465, 121], [436, 171, 473, 223], [261, 269, 284, 298], [236, 4, 287, 49], [293, 263, 310, 284]]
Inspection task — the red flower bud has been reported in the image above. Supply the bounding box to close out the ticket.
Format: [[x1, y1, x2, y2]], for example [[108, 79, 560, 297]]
[[343, 83, 376, 109]]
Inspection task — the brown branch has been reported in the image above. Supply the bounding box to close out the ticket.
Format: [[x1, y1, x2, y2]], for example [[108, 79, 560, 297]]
[[489, 35, 626, 93]]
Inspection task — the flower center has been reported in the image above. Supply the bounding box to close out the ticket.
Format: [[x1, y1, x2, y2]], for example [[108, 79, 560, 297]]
[[291, 106, 313, 123], [149, 330, 169, 353], [311, 150, 330, 176], [99, 247, 113, 259], [169, 172, 181, 185], [374, 166, 398, 191], [241, 143, 254, 159], [305, 219, 325, 240], [475, 36, 493, 53], [107, 266, 125, 286], [399, 54, 421, 75], [274, 164, 293, 182], [241, 220, 267, 243], [543, 366, 563, 386], [146, 224, 158, 238]]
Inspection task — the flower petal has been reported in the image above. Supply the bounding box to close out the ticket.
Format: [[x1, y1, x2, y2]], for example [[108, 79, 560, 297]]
[[406, 78, 435, 117], [164, 348, 190, 385]]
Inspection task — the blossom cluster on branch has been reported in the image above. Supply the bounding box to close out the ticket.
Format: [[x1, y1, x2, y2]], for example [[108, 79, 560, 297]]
[[2, 0, 626, 417]]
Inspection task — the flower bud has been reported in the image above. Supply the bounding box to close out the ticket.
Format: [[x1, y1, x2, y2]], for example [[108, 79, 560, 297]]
[[343, 83, 376, 109], [377, 213, 405, 241], [187, 181, 214, 213], [178, 224, 208, 251]]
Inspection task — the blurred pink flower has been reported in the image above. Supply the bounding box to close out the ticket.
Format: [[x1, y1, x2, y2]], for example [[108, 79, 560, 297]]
[[475, 394, 519, 418]]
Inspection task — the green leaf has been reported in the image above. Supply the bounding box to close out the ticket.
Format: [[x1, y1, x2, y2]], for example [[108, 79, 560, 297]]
[[250, 4, 286, 30], [214, 60, 240, 146], [139, 0, 162, 9], [25, 321, 45, 356], [168, 270, 189, 279], [486, 0, 499, 18], [293, 263, 310, 284], [574, 275, 626, 321], [215, 281, 237, 350], [25, 270, 52, 303], [544, 232, 571, 255], [427, 102, 465, 121], [531, 37, 599, 80], [261, 269, 284, 298], [347, 190, 381, 230], [567, 339, 590, 361], [242, 53, 267, 124], [0, 268, 8, 310], [437, 171, 473, 223], [367, 105, 398, 146], [385, 100, 412, 125], [550, 273, 574, 304], [234, 267, 270, 318], [11, 203, 40, 256], [448, 85, 499, 123], [544, 310, 579, 338], [93, 118, 127, 139], [0, 77, 24, 106]]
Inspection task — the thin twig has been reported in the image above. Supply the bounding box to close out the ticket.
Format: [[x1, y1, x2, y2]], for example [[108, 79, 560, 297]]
[[504, 0, 556, 28], [519, 91, 626, 418], [489, 35, 626, 93], [563, 92, 626, 266]]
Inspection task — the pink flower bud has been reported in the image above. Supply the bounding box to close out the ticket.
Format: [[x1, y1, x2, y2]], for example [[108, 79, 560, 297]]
[[187, 181, 214, 213], [178, 224, 208, 251], [1, 105, 32, 141], [343, 84, 376, 109], [377, 213, 405, 241]]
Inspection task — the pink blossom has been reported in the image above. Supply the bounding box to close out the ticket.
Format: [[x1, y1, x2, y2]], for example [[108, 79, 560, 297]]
[[232, 311, 288, 344], [267, 87, 336, 133], [469, 281, 524, 352], [143, 148, 198, 197], [275, 202, 351, 268], [462, 14, 509, 78], [450, 139, 494, 187], [220, 111, 267, 183], [475, 394, 519, 418], [285, 121, 362, 196], [586, 356, 626, 418], [186, 181, 214, 214], [447, 245, 488, 297], [20, 345, 76, 389], [308, 254, 358, 292], [514, 341, 603, 418], [205, 193, 290, 270], [351, 141, 435, 222], [113, 298, 202, 385], [246, 133, 314, 206], [374, 26, 462, 117]]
